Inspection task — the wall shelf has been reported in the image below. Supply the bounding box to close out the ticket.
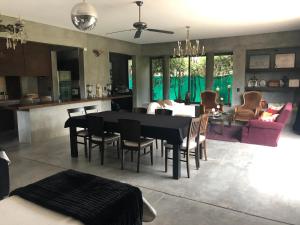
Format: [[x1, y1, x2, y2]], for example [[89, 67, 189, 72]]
[[245, 87, 300, 92]]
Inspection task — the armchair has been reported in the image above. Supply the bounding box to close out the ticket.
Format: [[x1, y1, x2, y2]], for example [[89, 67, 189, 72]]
[[234, 91, 262, 122], [200, 90, 218, 113]]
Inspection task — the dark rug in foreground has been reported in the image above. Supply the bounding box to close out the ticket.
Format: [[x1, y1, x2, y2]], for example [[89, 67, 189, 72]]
[[207, 124, 242, 142], [11, 170, 143, 225]]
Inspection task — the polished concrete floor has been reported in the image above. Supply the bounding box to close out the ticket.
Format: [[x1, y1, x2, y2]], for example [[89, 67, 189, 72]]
[[2, 125, 300, 225]]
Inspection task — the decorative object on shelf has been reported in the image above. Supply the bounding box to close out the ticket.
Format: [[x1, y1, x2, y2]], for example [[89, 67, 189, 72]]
[[275, 53, 295, 68], [71, 0, 98, 31], [279, 80, 284, 87], [86, 84, 93, 98], [249, 55, 270, 69], [282, 76, 289, 87], [288, 79, 300, 87], [0, 16, 27, 50], [248, 76, 258, 87], [267, 80, 280, 87], [173, 26, 205, 58], [259, 79, 266, 87], [93, 49, 104, 57], [95, 84, 102, 97]]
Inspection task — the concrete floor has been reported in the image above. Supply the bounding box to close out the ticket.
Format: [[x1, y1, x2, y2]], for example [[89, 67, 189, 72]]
[[2, 126, 300, 225]]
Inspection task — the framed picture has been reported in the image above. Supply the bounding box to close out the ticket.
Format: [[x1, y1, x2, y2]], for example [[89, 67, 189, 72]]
[[249, 55, 270, 69], [275, 53, 295, 68], [289, 79, 299, 87]]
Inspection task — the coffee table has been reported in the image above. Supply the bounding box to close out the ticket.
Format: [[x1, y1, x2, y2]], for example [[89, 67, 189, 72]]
[[208, 112, 233, 135]]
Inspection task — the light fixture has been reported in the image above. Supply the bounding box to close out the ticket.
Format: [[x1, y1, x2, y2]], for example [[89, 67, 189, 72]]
[[71, 0, 98, 31], [173, 26, 205, 58], [0, 16, 27, 50]]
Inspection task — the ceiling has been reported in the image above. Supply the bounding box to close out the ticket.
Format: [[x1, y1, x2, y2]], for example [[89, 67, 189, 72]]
[[1, 0, 300, 44]]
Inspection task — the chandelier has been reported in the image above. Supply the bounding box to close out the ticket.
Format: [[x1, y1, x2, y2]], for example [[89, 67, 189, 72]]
[[0, 17, 27, 50], [71, 0, 98, 31], [173, 26, 205, 58]]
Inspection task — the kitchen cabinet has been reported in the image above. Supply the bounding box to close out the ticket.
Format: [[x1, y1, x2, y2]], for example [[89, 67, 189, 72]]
[[0, 39, 52, 77]]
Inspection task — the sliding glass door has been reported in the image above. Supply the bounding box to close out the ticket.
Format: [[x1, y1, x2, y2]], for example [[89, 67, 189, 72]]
[[150, 58, 164, 101]]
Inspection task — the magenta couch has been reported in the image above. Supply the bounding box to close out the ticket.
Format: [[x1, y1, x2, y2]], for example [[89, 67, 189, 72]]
[[241, 103, 293, 147]]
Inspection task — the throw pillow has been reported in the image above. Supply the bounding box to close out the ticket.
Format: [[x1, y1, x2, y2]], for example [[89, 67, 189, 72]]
[[259, 112, 279, 122]]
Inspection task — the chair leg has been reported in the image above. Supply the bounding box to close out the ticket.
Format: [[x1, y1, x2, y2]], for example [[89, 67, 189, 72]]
[[131, 151, 134, 162], [204, 140, 207, 161], [161, 140, 164, 157], [150, 144, 153, 165], [117, 140, 120, 159], [155, 139, 158, 149], [121, 146, 124, 170], [195, 147, 200, 169], [165, 148, 168, 172], [88, 140, 92, 162], [84, 137, 88, 158], [137, 150, 141, 173], [186, 151, 190, 178], [199, 143, 203, 160], [100, 143, 104, 165]]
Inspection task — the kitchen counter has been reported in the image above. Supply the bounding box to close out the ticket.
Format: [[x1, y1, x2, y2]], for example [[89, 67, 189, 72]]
[[7, 95, 132, 111]]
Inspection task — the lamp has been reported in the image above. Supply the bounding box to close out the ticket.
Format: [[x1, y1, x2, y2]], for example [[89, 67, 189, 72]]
[[71, 0, 98, 31], [0, 16, 27, 50], [173, 26, 205, 58]]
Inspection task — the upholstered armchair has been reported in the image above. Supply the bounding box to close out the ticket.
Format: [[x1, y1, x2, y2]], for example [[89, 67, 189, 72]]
[[200, 90, 218, 113], [234, 91, 262, 122]]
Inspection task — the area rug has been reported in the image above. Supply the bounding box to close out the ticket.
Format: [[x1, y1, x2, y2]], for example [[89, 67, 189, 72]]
[[206, 124, 242, 142]]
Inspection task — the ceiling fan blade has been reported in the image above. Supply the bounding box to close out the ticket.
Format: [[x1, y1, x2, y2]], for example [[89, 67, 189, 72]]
[[134, 30, 142, 39], [147, 28, 174, 34], [106, 29, 135, 35]]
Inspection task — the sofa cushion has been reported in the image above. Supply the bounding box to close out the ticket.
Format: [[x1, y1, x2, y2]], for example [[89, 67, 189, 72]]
[[275, 103, 292, 124]]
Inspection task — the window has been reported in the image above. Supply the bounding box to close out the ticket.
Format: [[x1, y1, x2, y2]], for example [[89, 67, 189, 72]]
[[128, 59, 133, 90], [150, 58, 164, 101], [213, 54, 233, 105], [170, 56, 206, 103]]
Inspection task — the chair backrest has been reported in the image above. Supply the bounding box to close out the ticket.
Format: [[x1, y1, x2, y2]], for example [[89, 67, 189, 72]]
[[133, 107, 147, 114], [84, 105, 98, 114], [87, 116, 104, 137], [67, 107, 85, 118], [155, 108, 173, 116], [0, 158, 9, 199], [243, 91, 262, 110], [199, 113, 209, 135], [201, 91, 218, 110], [186, 117, 200, 148], [119, 119, 141, 142]]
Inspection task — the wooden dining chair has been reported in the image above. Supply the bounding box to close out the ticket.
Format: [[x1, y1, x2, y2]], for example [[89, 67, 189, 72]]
[[132, 107, 147, 114], [198, 113, 209, 161], [84, 105, 98, 114], [155, 108, 173, 156], [87, 116, 120, 164], [164, 117, 200, 178], [119, 119, 154, 173], [67, 107, 88, 158]]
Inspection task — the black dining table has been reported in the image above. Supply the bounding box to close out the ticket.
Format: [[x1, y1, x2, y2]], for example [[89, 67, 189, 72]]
[[64, 111, 191, 179]]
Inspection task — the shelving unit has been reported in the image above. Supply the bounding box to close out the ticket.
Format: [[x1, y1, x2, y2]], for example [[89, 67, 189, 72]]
[[245, 87, 300, 92]]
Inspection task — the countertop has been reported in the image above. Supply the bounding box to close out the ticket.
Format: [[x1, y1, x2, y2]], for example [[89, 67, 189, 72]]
[[4, 95, 132, 111]]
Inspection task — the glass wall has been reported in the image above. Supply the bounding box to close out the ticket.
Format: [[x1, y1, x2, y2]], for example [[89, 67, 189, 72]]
[[150, 58, 164, 101], [169, 56, 206, 103], [213, 54, 233, 105]]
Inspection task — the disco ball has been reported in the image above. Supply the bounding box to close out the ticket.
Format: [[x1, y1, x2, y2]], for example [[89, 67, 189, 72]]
[[71, 1, 98, 31]]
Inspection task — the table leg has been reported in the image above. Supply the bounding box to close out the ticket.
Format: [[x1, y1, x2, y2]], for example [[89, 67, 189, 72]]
[[70, 127, 78, 158], [173, 144, 181, 179]]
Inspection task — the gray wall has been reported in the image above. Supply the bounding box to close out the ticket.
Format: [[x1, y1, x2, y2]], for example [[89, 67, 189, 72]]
[[141, 30, 300, 105]]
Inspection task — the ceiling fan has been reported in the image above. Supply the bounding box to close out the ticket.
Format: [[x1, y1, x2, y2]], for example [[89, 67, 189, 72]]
[[106, 1, 174, 39]]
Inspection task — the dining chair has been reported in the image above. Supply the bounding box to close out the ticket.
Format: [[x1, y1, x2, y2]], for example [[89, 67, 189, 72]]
[[164, 117, 200, 178], [197, 113, 209, 161], [67, 107, 88, 158], [84, 105, 98, 114], [87, 116, 120, 164], [132, 107, 147, 114], [155, 108, 173, 157], [0, 151, 9, 200], [118, 119, 154, 173]]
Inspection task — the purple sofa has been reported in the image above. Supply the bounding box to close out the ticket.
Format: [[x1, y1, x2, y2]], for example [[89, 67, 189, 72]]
[[241, 103, 293, 147]]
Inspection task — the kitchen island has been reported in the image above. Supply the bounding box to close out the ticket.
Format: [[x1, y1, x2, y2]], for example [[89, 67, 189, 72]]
[[14, 95, 131, 144]]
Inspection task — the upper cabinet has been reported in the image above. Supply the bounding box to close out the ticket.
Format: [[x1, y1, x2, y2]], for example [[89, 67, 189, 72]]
[[23, 42, 52, 76], [0, 39, 52, 77], [0, 39, 25, 76]]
